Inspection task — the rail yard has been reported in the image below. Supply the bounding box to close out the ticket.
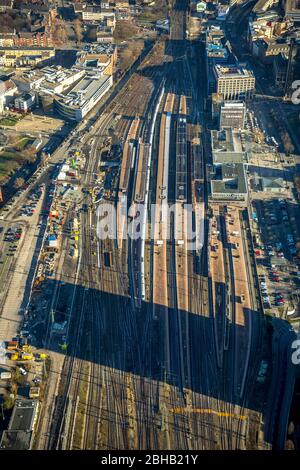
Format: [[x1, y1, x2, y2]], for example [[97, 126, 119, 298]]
[[0, 0, 298, 453]]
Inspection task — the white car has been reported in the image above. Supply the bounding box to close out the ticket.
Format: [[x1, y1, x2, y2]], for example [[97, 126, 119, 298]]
[[19, 367, 27, 376]]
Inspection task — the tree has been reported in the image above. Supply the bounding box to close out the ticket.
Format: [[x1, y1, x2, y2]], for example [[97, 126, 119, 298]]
[[14, 368, 26, 385], [14, 177, 25, 189], [285, 439, 295, 450], [52, 19, 68, 45], [73, 19, 83, 43], [280, 131, 294, 155], [22, 146, 37, 163], [86, 26, 97, 42], [113, 21, 139, 42], [40, 152, 48, 167], [3, 395, 14, 410]]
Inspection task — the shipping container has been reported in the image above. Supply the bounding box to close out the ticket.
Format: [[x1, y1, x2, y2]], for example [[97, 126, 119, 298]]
[[6, 341, 18, 351]]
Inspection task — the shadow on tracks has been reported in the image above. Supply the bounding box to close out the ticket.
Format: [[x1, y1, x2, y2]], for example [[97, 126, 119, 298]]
[[27, 275, 296, 447]]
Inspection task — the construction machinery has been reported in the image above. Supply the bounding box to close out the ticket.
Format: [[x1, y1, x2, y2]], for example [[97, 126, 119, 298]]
[[9, 344, 34, 361], [35, 353, 47, 361]]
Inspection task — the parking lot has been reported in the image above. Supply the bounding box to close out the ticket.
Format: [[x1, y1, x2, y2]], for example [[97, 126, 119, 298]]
[[251, 195, 300, 318], [0, 224, 23, 286], [18, 185, 44, 218]]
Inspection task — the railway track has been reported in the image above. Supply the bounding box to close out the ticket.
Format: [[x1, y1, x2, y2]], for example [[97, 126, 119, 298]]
[[39, 0, 268, 451], [48, 68, 159, 450], [76, 45, 170, 449]]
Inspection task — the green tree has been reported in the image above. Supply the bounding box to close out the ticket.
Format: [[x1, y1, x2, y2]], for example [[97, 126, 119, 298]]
[[3, 395, 14, 410]]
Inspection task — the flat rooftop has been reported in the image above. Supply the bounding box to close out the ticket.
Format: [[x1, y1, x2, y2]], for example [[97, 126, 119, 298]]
[[0, 46, 54, 52], [9, 399, 38, 432], [211, 163, 248, 196], [211, 129, 244, 154], [285, 0, 300, 15], [222, 101, 246, 109], [0, 430, 32, 450], [207, 44, 229, 58], [78, 43, 115, 56], [18, 66, 84, 89], [214, 63, 254, 78], [57, 73, 111, 109]]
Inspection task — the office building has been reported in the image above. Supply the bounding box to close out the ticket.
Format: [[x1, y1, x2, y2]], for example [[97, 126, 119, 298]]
[[210, 163, 248, 201], [211, 128, 247, 164], [14, 92, 36, 112], [55, 73, 113, 121], [213, 63, 255, 100], [14, 66, 85, 95], [0, 399, 39, 450], [220, 101, 246, 129], [76, 43, 116, 76], [273, 53, 288, 88]]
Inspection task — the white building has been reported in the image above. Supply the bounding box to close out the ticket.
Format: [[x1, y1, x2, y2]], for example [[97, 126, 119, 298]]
[[220, 101, 246, 129], [14, 92, 36, 112], [55, 73, 113, 121], [14, 66, 85, 95], [0, 79, 17, 113]]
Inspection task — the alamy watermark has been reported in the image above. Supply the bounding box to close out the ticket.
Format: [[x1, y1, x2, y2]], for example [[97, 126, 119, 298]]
[[292, 339, 300, 365], [96, 199, 203, 251], [290, 80, 300, 104]]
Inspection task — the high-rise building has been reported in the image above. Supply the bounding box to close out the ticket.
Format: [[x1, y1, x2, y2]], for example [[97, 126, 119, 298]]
[[213, 63, 255, 100]]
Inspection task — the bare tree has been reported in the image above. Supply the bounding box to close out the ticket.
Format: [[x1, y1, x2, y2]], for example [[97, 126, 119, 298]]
[[285, 439, 295, 450], [52, 19, 68, 45], [73, 18, 83, 43], [282, 132, 294, 155], [22, 146, 37, 163], [14, 177, 25, 189], [40, 152, 48, 167]]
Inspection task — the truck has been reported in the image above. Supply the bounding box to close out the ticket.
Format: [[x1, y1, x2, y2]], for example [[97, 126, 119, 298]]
[[253, 234, 260, 246], [0, 371, 12, 380], [6, 341, 18, 351], [21, 352, 33, 361]]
